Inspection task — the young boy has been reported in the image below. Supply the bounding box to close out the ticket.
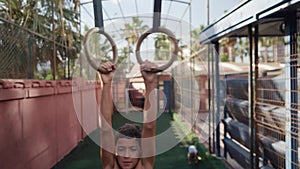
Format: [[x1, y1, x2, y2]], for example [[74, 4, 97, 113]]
[[98, 61, 158, 169], [188, 145, 200, 165]]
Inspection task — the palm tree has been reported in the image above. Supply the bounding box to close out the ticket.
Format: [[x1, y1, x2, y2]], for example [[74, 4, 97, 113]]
[[219, 37, 237, 62], [274, 36, 285, 63], [259, 37, 273, 62], [154, 33, 171, 61], [235, 37, 249, 63], [190, 25, 205, 61], [123, 17, 149, 70], [124, 17, 149, 46], [51, 0, 81, 79], [0, 0, 80, 79]]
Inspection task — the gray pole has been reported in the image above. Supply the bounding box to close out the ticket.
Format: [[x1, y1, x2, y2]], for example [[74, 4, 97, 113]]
[[214, 42, 220, 156], [52, 0, 56, 80], [207, 0, 212, 153], [248, 25, 254, 169]]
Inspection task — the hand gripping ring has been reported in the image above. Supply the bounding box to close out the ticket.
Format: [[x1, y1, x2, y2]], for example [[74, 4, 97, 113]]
[[83, 27, 118, 73], [135, 27, 178, 73]]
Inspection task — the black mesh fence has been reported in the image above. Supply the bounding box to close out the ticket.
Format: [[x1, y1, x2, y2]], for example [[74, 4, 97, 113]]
[[0, 17, 80, 80]]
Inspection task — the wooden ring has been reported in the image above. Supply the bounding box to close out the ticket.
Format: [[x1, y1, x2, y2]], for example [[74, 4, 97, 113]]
[[83, 27, 118, 73], [135, 27, 178, 73]]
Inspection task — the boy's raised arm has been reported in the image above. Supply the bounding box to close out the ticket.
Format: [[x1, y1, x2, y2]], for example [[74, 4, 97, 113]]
[[98, 62, 116, 169], [140, 61, 158, 169]]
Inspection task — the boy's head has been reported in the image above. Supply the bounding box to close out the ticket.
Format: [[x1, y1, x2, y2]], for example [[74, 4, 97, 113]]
[[115, 124, 142, 169], [116, 123, 141, 141]]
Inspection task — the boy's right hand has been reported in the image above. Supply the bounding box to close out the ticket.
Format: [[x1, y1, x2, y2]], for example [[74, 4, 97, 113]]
[[140, 60, 158, 85], [99, 62, 115, 84]]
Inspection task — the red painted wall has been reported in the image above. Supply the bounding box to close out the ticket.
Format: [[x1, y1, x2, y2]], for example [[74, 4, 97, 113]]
[[0, 79, 101, 169]]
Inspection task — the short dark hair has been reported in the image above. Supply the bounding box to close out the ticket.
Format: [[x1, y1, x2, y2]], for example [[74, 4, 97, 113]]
[[116, 123, 141, 142]]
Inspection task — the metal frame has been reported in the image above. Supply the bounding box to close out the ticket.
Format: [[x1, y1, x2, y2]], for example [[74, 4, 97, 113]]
[[200, 1, 300, 168], [248, 24, 255, 169], [214, 41, 221, 156], [200, 0, 300, 44], [284, 10, 298, 169]]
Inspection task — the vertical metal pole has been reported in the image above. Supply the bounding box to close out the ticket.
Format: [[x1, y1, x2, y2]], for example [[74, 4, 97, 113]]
[[28, 35, 33, 79], [214, 41, 221, 157], [93, 0, 104, 29], [125, 88, 128, 113], [125, 79, 130, 114], [63, 49, 66, 79], [211, 43, 215, 154], [223, 74, 227, 158], [171, 69, 174, 111], [206, 0, 210, 26], [289, 11, 298, 169], [79, 3, 82, 77], [67, 50, 70, 79], [248, 24, 255, 169], [285, 11, 298, 169], [157, 76, 159, 117], [285, 21, 292, 169], [254, 24, 260, 169], [190, 61, 193, 130], [189, 3, 195, 131], [206, 0, 212, 153], [52, 0, 56, 80], [208, 47, 212, 153]]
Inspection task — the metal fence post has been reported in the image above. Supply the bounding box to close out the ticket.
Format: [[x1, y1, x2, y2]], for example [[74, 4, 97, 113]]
[[214, 41, 221, 157], [284, 10, 298, 169]]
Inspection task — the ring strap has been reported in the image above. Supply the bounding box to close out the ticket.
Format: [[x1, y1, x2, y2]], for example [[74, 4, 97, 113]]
[[93, 0, 104, 29], [153, 0, 162, 31]]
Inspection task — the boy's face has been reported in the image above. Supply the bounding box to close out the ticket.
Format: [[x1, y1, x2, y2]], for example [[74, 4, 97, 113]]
[[116, 138, 141, 169]]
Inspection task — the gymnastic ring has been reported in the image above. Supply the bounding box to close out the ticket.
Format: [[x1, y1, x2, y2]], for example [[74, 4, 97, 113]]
[[83, 27, 118, 73], [135, 27, 178, 73]]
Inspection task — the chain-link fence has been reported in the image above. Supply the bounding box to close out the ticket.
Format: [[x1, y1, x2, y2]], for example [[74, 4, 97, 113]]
[[0, 17, 80, 80], [0, 0, 81, 80]]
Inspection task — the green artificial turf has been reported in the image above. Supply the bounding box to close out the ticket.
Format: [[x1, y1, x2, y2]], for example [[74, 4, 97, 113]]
[[52, 112, 227, 169]]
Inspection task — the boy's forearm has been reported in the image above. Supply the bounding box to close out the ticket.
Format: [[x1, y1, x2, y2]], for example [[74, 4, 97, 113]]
[[144, 80, 158, 110], [143, 81, 158, 135], [100, 83, 113, 136], [145, 80, 158, 92], [101, 83, 113, 129], [141, 80, 157, 160], [100, 82, 115, 159]]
